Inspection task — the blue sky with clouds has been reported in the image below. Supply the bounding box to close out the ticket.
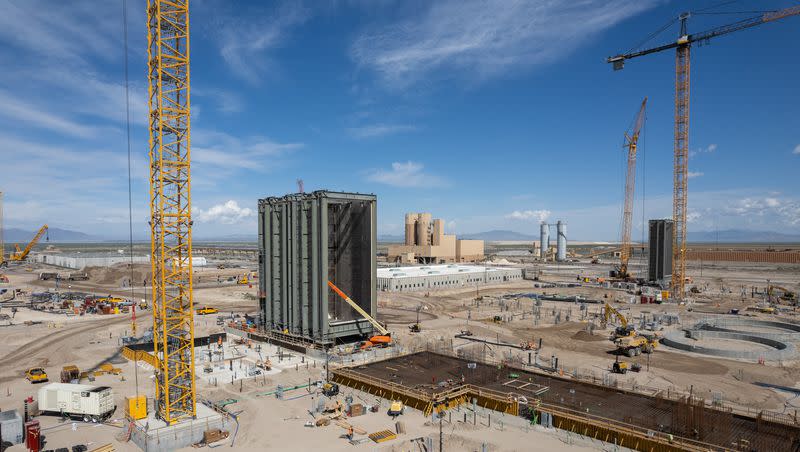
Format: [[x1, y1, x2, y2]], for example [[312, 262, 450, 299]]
[[1, 0, 798, 241]]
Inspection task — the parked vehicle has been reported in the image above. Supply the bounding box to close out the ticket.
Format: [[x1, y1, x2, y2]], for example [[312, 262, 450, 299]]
[[26, 367, 48, 383]]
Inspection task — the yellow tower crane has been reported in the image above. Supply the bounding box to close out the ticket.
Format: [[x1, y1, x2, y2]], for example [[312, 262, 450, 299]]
[[607, 6, 800, 298], [617, 98, 647, 280], [147, 0, 195, 423]]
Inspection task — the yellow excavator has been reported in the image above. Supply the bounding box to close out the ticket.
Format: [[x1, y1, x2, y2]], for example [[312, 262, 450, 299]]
[[327, 280, 392, 350], [768, 285, 797, 304], [9, 224, 49, 262], [603, 303, 634, 338]]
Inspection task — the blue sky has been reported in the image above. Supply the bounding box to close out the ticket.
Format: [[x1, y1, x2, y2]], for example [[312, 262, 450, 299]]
[[0, 0, 798, 241]]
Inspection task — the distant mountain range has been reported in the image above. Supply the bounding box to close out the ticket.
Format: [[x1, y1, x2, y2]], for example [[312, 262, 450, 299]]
[[4, 227, 98, 243], [461, 230, 538, 241], [4, 227, 798, 244]]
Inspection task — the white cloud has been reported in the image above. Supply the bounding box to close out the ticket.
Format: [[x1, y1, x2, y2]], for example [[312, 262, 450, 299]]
[[687, 171, 704, 179], [0, 1, 128, 65], [793, 144, 800, 155], [194, 200, 255, 224], [365, 161, 446, 188], [686, 211, 701, 223], [196, 88, 244, 114], [192, 129, 304, 170], [347, 123, 417, 139], [723, 196, 799, 225], [212, 3, 309, 84], [690, 143, 717, 158], [505, 210, 551, 222], [0, 90, 98, 138], [351, 0, 655, 88]]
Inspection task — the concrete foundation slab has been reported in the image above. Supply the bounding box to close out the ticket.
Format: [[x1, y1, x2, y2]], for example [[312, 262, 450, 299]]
[[130, 403, 228, 452]]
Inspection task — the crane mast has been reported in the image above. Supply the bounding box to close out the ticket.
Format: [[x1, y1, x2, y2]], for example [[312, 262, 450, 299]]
[[607, 5, 800, 298], [619, 98, 647, 279], [147, 0, 195, 423]]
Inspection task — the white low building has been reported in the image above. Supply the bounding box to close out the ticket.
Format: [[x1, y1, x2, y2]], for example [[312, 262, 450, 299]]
[[377, 264, 523, 292]]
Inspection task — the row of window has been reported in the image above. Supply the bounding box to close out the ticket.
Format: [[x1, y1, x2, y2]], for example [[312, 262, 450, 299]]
[[377, 272, 523, 291]]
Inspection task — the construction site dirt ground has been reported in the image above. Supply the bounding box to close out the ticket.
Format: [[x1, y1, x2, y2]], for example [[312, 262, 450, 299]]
[[0, 254, 799, 450]]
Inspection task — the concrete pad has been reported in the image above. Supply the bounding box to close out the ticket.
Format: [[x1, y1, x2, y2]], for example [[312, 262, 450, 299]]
[[130, 403, 227, 452]]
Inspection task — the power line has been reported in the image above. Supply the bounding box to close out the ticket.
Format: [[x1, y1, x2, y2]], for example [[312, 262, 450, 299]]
[[122, 0, 139, 398]]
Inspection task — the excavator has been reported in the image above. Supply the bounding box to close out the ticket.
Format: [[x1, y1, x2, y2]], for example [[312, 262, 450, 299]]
[[604, 303, 658, 357], [602, 303, 634, 338], [327, 280, 392, 350], [768, 285, 797, 305], [9, 224, 49, 262]]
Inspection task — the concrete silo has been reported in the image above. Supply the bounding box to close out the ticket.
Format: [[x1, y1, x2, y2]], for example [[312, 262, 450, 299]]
[[539, 223, 549, 259], [556, 221, 567, 261]]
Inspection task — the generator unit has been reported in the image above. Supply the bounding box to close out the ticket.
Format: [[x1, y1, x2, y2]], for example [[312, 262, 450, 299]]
[[37, 383, 116, 422]]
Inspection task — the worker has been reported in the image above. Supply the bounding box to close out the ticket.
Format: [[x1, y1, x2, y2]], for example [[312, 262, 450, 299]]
[[346, 426, 354, 441]]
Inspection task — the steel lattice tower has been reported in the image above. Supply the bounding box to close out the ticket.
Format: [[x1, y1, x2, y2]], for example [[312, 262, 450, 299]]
[[671, 43, 690, 299], [147, 0, 196, 423]]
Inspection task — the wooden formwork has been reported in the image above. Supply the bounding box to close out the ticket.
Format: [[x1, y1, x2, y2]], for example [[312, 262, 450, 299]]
[[332, 367, 727, 452], [332, 368, 520, 417], [541, 403, 718, 452]]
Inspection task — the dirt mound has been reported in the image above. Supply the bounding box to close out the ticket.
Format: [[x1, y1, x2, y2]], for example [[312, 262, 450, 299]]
[[85, 263, 150, 287], [571, 330, 606, 342]]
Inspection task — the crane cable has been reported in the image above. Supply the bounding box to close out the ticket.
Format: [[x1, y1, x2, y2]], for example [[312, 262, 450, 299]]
[[122, 0, 139, 400]]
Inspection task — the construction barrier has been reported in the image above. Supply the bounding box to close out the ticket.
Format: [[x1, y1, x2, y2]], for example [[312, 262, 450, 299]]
[[686, 250, 800, 263]]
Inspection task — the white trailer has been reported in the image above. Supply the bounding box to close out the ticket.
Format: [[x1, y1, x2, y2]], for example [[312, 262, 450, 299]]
[[37, 383, 116, 421]]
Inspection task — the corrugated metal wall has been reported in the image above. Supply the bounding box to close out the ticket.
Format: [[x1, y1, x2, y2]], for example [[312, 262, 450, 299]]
[[258, 191, 377, 344]]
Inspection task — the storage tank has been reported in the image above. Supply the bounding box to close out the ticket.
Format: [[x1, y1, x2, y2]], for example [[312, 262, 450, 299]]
[[404, 213, 417, 245], [556, 220, 567, 261], [416, 213, 432, 246], [539, 223, 549, 259]]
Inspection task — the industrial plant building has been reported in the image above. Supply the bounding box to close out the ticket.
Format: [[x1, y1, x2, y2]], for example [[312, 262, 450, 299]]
[[377, 264, 523, 292], [257, 191, 377, 345], [387, 213, 484, 264], [31, 252, 151, 269]]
